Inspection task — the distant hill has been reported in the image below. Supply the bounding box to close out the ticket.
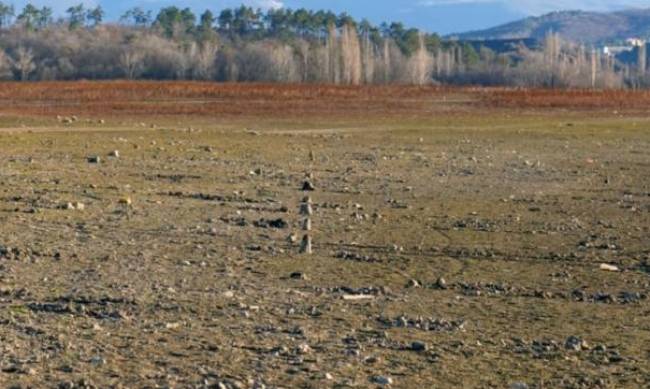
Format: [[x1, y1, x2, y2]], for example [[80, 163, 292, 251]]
[[451, 9, 650, 44]]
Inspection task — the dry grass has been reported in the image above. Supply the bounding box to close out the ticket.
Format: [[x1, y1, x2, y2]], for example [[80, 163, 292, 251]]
[[3, 82, 650, 119], [488, 88, 650, 110], [0, 81, 470, 118]]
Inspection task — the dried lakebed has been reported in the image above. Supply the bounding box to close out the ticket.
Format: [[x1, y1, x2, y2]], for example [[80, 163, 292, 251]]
[[0, 113, 649, 388]]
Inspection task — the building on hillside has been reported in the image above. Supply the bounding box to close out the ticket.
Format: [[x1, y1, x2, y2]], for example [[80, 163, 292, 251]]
[[603, 46, 634, 57], [626, 38, 646, 47], [603, 38, 647, 59]]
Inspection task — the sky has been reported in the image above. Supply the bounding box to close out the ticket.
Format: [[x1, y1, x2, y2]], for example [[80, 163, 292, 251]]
[[8, 0, 650, 35]]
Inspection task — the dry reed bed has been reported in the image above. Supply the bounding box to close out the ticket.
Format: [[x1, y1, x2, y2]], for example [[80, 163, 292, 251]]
[[3, 82, 650, 119]]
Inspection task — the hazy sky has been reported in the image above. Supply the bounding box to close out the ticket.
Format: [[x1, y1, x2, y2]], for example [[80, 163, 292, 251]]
[[8, 0, 650, 34]]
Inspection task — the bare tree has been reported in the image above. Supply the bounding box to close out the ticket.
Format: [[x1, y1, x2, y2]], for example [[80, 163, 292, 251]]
[[12, 46, 36, 81], [269, 43, 299, 82], [326, 23, 339, 84], [190, 40, 218, 80], [591, 49, 597, 88], [295, 39, 310, 82], [0, 14, 634, 88], [340, 23, 361, 85], [0, 50, 12, 79], [408, 33, 433, 85], [361, 32, 375, 84], [119, 48, 144, 79], [383, 39, 391, 83]]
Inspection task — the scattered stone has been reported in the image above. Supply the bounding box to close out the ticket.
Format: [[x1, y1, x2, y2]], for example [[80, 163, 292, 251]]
[[296, 343, 312, 354], [565, 336, 588, 351], [342, 294, 375, 301], [299, 202, 313, 216], [254, 218, 288, 229], [287, 233, 298, 244], [378, 315, 466, 332], [435, 277, 448, 289], [108, 150, 120, 158], [118, 197, 132, 206], [302, 180, 315, 191], [61, 202, 84, 211], [406, 279, 421, 288], [370, 376, 393, 385], [411, 341, 428, 352], [335, 251, 381, 263], [87, 156, 101, 164], [299, 235, 312, 254], [599, 263, 620, 272]]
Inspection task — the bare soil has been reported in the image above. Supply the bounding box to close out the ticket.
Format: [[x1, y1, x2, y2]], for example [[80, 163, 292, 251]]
[[0, 83, 648, 389]]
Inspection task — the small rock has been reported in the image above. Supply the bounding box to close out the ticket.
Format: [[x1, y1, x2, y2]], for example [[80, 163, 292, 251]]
[[290, 272, 306, 280], [510, 383, 529, 389], [406, 279, 421, 288], [565, 336, 587, 351], [302, 218, 312, 231], [296, 344, 312, 354], [87, 156, 100, 164], [90, 356, 105, 366], [599, 263, 620, 272], [411, 341, 428, 351], [302, 180, 315, 191], [118, 197, 132, 206], [300, 203, 313, 216], [435, 277, 448, 289], [299, 234, 312, 254], [370, 376, 393, 386], [364, 356, 380, 364]]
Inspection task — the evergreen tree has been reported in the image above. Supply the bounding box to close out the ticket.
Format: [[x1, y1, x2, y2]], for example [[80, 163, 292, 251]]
[[87, 6, 104, 27], [0, 1, 14, 28], [67, 4, 86, 30]]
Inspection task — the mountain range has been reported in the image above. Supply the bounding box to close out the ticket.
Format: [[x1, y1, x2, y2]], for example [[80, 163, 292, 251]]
[[451, 8, 650, 45]]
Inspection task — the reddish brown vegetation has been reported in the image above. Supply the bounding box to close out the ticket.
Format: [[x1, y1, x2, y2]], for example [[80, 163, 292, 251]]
[[2, 82, 650, 119], [488, 88, 650, 110], [0, 81, 464, 118]]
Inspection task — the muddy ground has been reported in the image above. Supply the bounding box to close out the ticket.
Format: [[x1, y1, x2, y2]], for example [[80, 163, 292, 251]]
[[0, 83, 648, 388]]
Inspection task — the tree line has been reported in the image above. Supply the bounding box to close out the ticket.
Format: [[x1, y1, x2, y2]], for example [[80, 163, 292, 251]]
[[0, 2, 645, 88]]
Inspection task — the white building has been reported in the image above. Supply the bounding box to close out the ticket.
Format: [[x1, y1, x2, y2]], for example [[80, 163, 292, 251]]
[[626, 38, 646, 47]]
